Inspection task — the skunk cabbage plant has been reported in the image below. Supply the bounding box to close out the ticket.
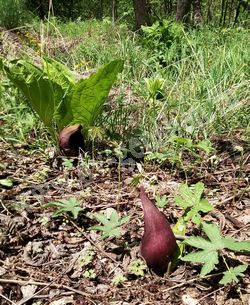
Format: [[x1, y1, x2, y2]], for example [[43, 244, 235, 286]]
[[140, 186, 177, 275], [0, 57, 124, 155]]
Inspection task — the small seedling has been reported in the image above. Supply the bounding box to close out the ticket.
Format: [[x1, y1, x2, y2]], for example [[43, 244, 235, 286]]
[[62, 158, 74, 170], [155, 194, 168, 208], [182, 222, 250, 277], [127, 259, 147, 276], [83, 268, 96, 279], [45, 197, 84, 219], [78, 247, 95, 267], [89, 208, 130, 239], [174, 182, 214, 225], [112, 274, 127, 286], [219, 265, 248, 285]]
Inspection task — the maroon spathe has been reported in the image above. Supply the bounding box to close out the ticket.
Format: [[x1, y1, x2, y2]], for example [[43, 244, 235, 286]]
[[140, 186, 177, 275]]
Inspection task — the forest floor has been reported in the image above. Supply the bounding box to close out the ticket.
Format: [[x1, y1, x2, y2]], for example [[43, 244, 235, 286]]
[[0, 134, 249, 305]]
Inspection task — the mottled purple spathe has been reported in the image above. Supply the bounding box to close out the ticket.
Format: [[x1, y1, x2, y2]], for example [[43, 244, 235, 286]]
[[140, 186, 177, 275]]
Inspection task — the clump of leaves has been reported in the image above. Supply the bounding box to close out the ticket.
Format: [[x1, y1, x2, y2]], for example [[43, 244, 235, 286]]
[[83, 268, 96, 279], [89, 208, 130, 239], [0, 57, 124, 152], [155, 194, 168, 208], [78, 245, 95, 267], [127, 259, 147, 276], [112, 274, 127, 286], [174, 182, 214, 225], [182, 222, 250, 282], [45, 197, 84, 219]]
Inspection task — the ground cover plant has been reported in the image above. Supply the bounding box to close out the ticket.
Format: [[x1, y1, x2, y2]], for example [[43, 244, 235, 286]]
[[0, 7, 250, 305]]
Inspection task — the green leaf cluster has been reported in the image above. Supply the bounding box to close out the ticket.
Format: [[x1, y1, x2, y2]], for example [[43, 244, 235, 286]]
[[182, 222, 250, 278], [45, 197, 84, 219], [89, 208, 130, 239], [175, 182, 214, 225], [0, 57, 124, 139]]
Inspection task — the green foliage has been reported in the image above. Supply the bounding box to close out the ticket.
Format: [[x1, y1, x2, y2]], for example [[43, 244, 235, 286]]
[[182, 222, 250, 277], [127, 259, 147, 276], [89, 208, 130, 239], [219, 265, 248, 285], [175, 182, 214, 225], [155, 194, 168, 208], [0, 0, 31, 29], [112, 274, 127, 286], [45, 197, 84, 219], [78, 247, 95, 267], [83, 268, 96, 279], [0, 178, 13, 187], [62, 158, 74, 170], [71, 59, 124, 126], [0, 57, 124, 140], [141, 20, 187, 66]]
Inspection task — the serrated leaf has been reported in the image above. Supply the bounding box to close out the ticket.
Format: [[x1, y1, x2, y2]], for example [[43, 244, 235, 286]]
[[202, 222, 223, 249], [182, 249, 218, 263], [184, 236, 217, 250], [219, 265, 248, 285], [199, 198, 214, 212], [200, 251, 219, 276], [223, 237, 250, 252]]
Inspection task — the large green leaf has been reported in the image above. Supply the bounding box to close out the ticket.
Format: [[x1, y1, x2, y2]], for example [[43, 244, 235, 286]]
[[0, 59, 56, 128], [42, 57, 76, 129], [70, 59, 124, 126]]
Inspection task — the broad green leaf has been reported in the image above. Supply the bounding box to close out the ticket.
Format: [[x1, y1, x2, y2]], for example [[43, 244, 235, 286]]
[[219, 265, 248, 285], [223, 237, 250, 252], [71, 59, 124, 126], [42, 57, 75, 129], [184, 236, 217, 250], [202, 222, 223, 249], [1, 59, 56, 128], [110, 210, 119, 224]]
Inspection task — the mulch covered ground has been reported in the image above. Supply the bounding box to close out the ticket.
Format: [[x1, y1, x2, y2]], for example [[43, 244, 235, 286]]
[[0, 135, 249, 305]]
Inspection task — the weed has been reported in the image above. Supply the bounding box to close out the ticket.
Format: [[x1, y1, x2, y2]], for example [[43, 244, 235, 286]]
[[45, 197, 84, 219], [182, 222, 250, 279], [89, 208, 130, 239], [127, 259, 147, 276]]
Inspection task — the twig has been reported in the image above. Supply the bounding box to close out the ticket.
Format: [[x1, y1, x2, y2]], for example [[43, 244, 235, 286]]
[[0, 293, 17, 305], [162, 272, 223, 292], [70, 220, 119, 264], [0, 278, 96, 305]]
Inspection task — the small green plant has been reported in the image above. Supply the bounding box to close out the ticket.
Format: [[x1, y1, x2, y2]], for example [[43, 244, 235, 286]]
[[62, 158, 74, 170], [174, 182, 214, 225], [155, 194, 168, 208], [78, 246, 95, 267], [182, 222, 250, 278], [83, 268, 96, 279], [145, 76, 165, 100], [112, 274, 127, 286], [127, 259, 147, 276], [89, 208, 130, 239], [219, 265, 248, 285], [45, 197, 84, 219]]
